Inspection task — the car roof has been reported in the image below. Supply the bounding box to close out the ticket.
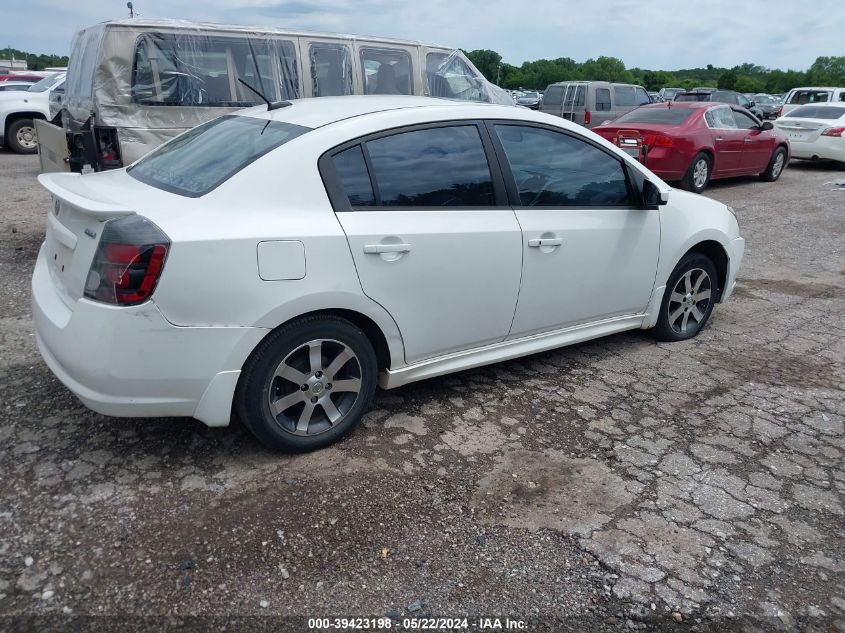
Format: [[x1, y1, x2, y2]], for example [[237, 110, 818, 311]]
[[237, 95, 503, 129], [639, 101, 713, 110]]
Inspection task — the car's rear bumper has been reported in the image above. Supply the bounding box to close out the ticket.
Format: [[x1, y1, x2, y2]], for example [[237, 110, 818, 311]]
[[789, 138, 845, 162], [31, 243, 268, 426]]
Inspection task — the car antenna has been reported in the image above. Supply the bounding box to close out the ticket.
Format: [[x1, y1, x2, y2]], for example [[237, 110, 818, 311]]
[[237, 78, 291, 111]]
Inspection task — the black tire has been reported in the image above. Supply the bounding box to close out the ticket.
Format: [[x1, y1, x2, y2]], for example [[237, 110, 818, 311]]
[[7, 118, 38, 154], [235, 315, 378, 452], [760, 146, 787, 182], [651, 252, 719, 342], [680, 152, 711, 194]]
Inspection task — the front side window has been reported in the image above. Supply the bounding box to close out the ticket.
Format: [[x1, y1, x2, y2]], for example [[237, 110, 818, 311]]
[[733, 110, 759, 129], [595, 88, 611, 111], [128, 115, 310, 197], [614, 86, 635, 107], [364, 125, 494, 207], [361, 47, 412, 95], [131, 34, 299, 106], [310, 44, 353, 97], [494, 125, 630, 207]]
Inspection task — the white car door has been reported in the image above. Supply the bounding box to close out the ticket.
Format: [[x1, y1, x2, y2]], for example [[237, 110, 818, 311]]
[[488, 122, 660, 338], [324, 123, 523, 364]]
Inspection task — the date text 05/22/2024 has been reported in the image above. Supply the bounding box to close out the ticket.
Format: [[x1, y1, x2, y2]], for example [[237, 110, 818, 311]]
[[307, 617, 529, 630]]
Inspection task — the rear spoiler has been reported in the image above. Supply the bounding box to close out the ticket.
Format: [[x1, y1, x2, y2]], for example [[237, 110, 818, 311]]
[[37, 173, 134, 218]]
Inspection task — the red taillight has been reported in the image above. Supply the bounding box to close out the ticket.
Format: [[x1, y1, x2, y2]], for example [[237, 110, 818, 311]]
[[584, 110, 591, 126], [821, 127, 845, 137], [641, 133, 676, 148], [85, 216, 170, 306], [775, 106, 783, 117]]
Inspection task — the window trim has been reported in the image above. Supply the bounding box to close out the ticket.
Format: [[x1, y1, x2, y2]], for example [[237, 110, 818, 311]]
[[319, 120, 511, 212], [359, 46, 413, 96], [482, 120, 637, 210]]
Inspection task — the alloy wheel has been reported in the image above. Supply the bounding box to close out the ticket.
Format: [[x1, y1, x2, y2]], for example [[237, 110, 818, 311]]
[[667, 268, 712, 334], [16, 125, 37, 150], [771, 152, 785, 179], [692, 159, 709, 189], [267, 338, 362, 436]]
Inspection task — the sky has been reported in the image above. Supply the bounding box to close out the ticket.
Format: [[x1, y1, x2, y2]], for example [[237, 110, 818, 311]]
[[1, 0, 842, 71]]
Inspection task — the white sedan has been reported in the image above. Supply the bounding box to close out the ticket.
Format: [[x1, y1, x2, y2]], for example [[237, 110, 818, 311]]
[[774, 103, 845, 163], [32, 96, 745, 451]]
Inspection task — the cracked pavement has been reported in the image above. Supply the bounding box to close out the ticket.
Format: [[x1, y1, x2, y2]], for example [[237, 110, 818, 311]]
[[0, 151, 843, 631]]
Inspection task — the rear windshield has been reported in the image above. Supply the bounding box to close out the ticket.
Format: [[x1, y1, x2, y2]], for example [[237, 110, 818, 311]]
[[128, 115, 310, 197], [788, 90, 832, 105], [614, 108, 695, 125], [675, 93, 709, 102], [28, 73, 63, 92], [787, 105, 845, 120]]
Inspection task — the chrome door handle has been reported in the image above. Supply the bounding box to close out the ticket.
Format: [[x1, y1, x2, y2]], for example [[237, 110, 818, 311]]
[[528, 237, 563, 247], [714, 137, 724, 141], [363, 243, 412, 254], [744, 138, 752, 143]]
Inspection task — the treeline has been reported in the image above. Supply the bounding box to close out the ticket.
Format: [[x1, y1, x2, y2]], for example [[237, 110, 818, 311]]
[[1, 48, 69, 71], [464, 50, 845, 94]]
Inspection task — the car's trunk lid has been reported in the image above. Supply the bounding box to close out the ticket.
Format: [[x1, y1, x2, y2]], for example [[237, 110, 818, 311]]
[[775, 118, 831, 143], [38, 172, 135, 308]]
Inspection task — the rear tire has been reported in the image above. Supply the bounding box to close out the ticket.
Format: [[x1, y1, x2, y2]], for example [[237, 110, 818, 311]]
[[680, 152, 711, 194], [7, 118, 38, 154], [235, 315, 378, 452], [651, 252, 718, 342], [760, 146, 787, 182]]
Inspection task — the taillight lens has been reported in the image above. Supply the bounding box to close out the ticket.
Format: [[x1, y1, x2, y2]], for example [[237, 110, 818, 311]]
[[821, 127, 844, 137], [584, 110, 591, 125], [85, 215, 170, 306], [775, 106, 783, 117], [642, 133, 675, 148]]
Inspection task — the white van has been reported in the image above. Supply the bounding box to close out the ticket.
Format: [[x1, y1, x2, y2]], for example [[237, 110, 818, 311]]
[[38, 19, 511, 172], [781, 87, 845, 117]]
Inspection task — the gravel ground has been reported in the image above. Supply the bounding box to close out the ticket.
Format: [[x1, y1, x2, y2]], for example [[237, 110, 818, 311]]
[[0, 149, 843, 633]]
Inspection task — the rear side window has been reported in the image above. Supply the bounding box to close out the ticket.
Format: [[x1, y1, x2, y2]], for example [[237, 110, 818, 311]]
[[595, 88, 611, 111], [332, 145, 375, 206], [361, 47, 412, 95], [310, 44, 353, 97], [562, 85, 586, 107], [705, 107, 738, 129], [788, 90, 831, 104], [128, 115, 310, 197], [543, 86, 563, 106], [494, 125, 630, 207], [635, 87, 650, 106], [613, 86, 635, 107], [367, 125, 494, 207], [616, 108, 694, 124]]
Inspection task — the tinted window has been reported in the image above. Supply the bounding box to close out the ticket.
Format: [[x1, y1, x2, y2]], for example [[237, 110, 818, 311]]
[[788, 105, 845, 119], [616, 108, 695, 124], [675, 93, 709, 102], [733, 110, 759, 129], [365, 126, 494, 207], [595, 88, 611, 111], [543, 86, 563, 106], [131, 34, 299, 106], [310, 44, 353, 97], [332, 145, 375, 206], [494, 125, 629, 207], [614, 86, 635, 107], [635, 87, 650, 106], [713, 91, 738, 105], [129, 115, 310, 197], [361, 47, 412, 95]]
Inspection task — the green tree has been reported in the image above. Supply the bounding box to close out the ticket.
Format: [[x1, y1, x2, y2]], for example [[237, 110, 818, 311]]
[[806, 56, 845, 85], [463, 49, 503, 84], [734, 75, 766, 94], [581, 56, 631, 82], [717, 70, 738, 89]]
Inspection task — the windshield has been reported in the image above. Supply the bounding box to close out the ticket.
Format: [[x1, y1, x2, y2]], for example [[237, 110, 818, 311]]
[[615, 108, 695, 124], [520, 92, 539, 99], [786, 105, 845, 120], [28, 73, 63, 92], [128, 115, 311, 197]]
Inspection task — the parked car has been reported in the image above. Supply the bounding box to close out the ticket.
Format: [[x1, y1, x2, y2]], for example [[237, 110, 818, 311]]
[[675, 90, 763, 119], [774, 103, 845, 163], [0, 81, 35, 92], [0, 72, 65, 153], [36, 19, 512, 173], [33, 95, 744, 451], [594, 101, 789, 193], [658, 87, 684, 102], [647, 91, 660, 103], [751, 94, 781, 119], [516, 90, 542, 109], [540, 81, 650, 128], [780, 87, 845, 117]]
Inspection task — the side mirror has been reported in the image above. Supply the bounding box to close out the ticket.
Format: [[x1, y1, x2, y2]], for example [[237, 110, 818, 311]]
[[642, 179, 668, 208], [760, 121, 774, 131]]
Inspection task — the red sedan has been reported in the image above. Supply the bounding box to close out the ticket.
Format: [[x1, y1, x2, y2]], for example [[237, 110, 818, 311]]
[[593, 101, 790, 193]]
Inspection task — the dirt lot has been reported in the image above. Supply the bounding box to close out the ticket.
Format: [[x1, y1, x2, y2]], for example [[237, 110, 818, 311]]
[[0, 149, 843, 632]]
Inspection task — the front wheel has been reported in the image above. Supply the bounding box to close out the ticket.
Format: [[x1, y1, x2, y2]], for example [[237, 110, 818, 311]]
[[651, 253, 718, 342], [760, 146, 787, 182], [680, 152, 711, 194], [7, 118, 38, 154], [235, 316, 378, 452]]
